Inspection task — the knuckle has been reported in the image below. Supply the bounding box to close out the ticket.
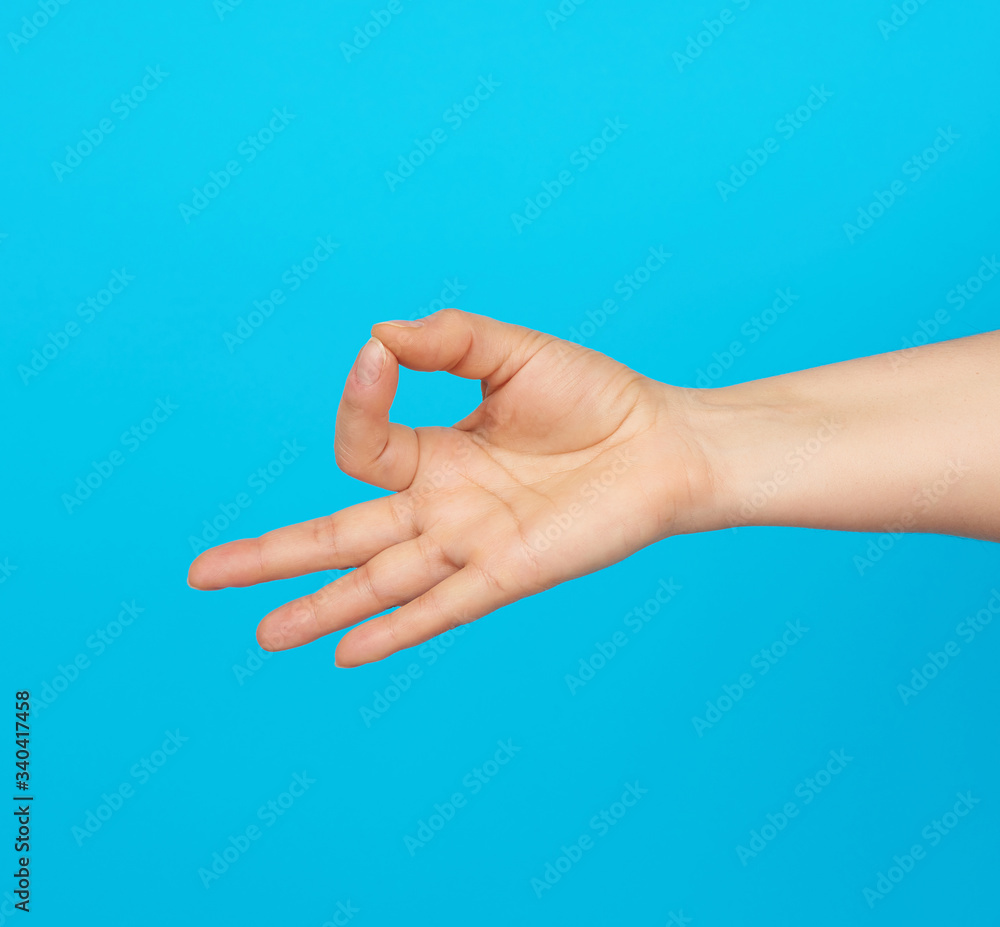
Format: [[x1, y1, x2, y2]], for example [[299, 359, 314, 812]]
[[312, 515, 347, 565], [434, 306, 463, 324], [332, 437, 353, 471], [484, 541, 545, 595], [252, 536, 269, 580], [388, 492, 420, 540], [468, 558, 510, 596], [334, 439, 369, 481], [292, 593, 322, 638], [417, 532, 461, 571], [425, 589, 452, 629], [359, 564, 395, 612], [382, 611, 404, 647]]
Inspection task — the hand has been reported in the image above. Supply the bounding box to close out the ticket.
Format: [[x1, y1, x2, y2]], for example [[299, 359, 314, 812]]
[[187, 309, 717, 666]]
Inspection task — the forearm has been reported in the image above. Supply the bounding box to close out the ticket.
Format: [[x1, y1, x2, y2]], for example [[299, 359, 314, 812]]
[[685, 331, 1000, 542]]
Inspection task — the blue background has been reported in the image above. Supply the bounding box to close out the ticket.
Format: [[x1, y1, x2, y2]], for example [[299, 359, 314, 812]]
[[2, 0, 999, 924]]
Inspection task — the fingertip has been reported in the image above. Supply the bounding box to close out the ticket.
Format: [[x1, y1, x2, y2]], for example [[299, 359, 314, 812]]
[[337, 338, 416, 489], [371, 319, 428, 356], [255, 619, 282, 652], [255, 600, 303, 652], [334, 615, 391, 667], [372, 319, 424, 333], [345, 335, 399, 395], [352, 336, 388, 386], [333, 642, 364, 668], [333, 626, 367, 668], [187, 552, 225, 591]]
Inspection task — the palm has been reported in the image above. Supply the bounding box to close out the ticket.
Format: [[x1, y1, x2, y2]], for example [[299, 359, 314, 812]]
[[407, 342, 674, 585], [189, 311, 698, 666]]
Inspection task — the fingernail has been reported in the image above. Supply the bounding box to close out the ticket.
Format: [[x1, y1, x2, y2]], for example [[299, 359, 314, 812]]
[[377, 319, 424, 328], [356, 337, 385, 385]]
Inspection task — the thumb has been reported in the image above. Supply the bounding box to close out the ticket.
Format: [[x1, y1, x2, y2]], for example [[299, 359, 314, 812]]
[[334, 336, 418, 491], [372, 308, 552, 391]]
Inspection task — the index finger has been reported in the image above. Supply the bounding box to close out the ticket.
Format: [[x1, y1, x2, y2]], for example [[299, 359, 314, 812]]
[[187, 493, 416, 590], [372, 308, 553, 391]]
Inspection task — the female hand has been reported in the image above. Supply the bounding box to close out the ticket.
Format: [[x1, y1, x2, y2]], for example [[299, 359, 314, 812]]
[[189, 311, 1000, 666], [187, 309, 716, 666]]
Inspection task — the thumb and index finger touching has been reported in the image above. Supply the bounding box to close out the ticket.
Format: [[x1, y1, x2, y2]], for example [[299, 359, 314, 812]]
[[187, 309, 548, 659], [335, 308, 548, 491]]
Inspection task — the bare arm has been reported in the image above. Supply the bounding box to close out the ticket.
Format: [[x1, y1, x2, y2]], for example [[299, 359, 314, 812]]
[[188, 312, 999, 666], [691, 330, 1000, 541]]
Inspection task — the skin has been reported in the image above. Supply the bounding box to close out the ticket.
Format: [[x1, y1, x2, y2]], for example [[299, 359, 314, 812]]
[[187, 310, 1000, 667]]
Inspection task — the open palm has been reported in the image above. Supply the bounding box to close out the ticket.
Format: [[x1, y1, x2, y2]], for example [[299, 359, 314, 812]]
[[188, 310, 711, 666]]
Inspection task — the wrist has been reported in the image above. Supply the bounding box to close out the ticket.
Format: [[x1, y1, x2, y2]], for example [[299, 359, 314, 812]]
[[666, 377, 838, 534], [659, 332, 1000, 543]]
